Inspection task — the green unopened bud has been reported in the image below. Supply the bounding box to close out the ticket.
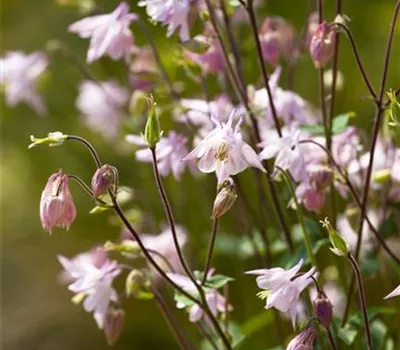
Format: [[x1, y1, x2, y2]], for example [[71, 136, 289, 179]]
[[181, 39, 210, 54], [125, 270, 152, 299], [321, 217, 350, 257], [212, 178, 237, 219], [387, 90, 400, 127], [144, 97, 162, 148], [129, 90, 148, 116], [29, 131, 67, 149], [372, 169, 391, 184], [104, 240, 140, 256]]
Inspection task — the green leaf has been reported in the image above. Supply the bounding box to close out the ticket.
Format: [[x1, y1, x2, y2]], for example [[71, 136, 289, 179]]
[[371, 319, 388, 349], [135, 291, 154, 300], [174, 292, 196, 308], [338, 324, 358, 345], [299, 124, 325, 135], [206, 274, 235, 289], [332, 112, 356, 134], [379, 212, 397, 239], [89, 205, 112, 214]]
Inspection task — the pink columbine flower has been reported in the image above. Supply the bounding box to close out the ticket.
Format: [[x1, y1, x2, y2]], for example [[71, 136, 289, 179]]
[[286, 326, 317, 350], [259, 17, 295, 66], [1, 51, 48, 116], [246, 259, 317, 328], [68, 2, 137, 63], [250, 66, 318, 125], [259, 130, 308, 182], [166, 271, 232, 323], [40, 170, 77, 233], [309, 21, 335, 69], [76, 80, 128, 140], [384, 284, 400, 299], [126, 131, 195, 180], [184, 111, 265, 184], [58, 252, 121, 329], [295, 183, 325, 213], [138, 0, 192, 41]]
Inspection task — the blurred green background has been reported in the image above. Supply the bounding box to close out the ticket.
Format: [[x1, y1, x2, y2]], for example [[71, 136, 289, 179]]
[[1, 0, 400, 349]]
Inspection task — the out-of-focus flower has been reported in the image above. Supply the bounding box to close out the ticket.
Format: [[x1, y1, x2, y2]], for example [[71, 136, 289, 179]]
[[286, 326, 317, 350], [139, 0, 192, 41], [246, 259, 317, 328], [1, 51, 48, 115], [167, 270, 232, 323], [250, 66, 319, 125], [295, 183, 325, 213], [91, 164, 116, 198], [324, 69, 344, 91], [259, 130, 308, 182], [76, 80, 128, 140], [384, 284, 400, 299], [178, 95, 234, 136], [129, 47, 157, 92], [68, 2, 137, 63], [305, 12, 319, 47], [332, 126, 362, 168], [184, 111, 265, 184], [259, 16, 296, 66], [126, 131, 195, 180], [309, 21, 335, 69], [40, 170, 77, 233], [58, 252, 121, 328]]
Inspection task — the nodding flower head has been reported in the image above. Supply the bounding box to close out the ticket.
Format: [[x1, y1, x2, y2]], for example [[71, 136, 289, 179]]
[[286, 326, 317, 350], [309, 21, 335, 69], [40, 170, 76, 233]]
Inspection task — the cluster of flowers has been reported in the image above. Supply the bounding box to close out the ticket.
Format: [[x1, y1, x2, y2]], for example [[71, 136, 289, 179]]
[[4, 0, 400, 348]]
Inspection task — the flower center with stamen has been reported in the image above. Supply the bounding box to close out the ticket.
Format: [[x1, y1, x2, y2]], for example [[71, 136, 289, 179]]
[[215, 142, 230, 162]]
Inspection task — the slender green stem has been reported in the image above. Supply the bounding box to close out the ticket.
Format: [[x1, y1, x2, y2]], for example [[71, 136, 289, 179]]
[[326, 328, 337, 350], [152, 287, 195, 350], [278, 168, 317, 267], [347, 254, 372, 349], [201, 219, 219, 285]]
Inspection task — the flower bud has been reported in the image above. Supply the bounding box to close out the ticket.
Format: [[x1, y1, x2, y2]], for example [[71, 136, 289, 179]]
[[212, 179, 237, 219], [29, 131, 67, 149], [129, 90, 149, 116], [305, 12, 319, 47], [321, 217, 350, 257], [309, 21, 335, 69], [312, 166, 334, 191], [313, 291, 333, 327], [144, 97, 162, 148], [125, 269, 151, 298], [40, 170, 76, 233], [91, 164, 115, 198], [259, 16, 295, 66], [104, 308, 125, 345], [286, 326, 317, 350]]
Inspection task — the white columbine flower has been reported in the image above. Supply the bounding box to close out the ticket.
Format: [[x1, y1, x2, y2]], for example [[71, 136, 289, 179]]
[[384, 284, 400, 299], [58, 253, 121, 329], [1, 51, 48, 115], [138, 0, 192, 41], [68, 2, 137, 63], [184, 111, 265, 184], [166, 271, 232, 323], [76, 80, 128, 139], [246, 259, 317, 328], [125, 131, 195, 180]]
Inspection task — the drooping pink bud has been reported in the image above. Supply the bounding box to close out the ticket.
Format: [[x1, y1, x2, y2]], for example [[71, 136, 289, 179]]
[[313, 291, 333, 327], [311, 166, 334, 191], [91, 164, 115, 198], [259, 16, 295, 66], [212, 178, 237, 219], [286, 326, 317, 350], [40, 170, 76, 233], [309, 21, 335, 69], [296, 183, 325, 213], [104, 308, 125, 345]]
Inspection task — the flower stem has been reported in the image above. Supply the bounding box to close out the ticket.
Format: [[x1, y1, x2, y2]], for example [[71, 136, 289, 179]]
[[279, 168, 318, 267], [201, 218, 219, 285], [347, 253, 372, 349], [326, 328, 337, 350], [152, 287, 195, 350]]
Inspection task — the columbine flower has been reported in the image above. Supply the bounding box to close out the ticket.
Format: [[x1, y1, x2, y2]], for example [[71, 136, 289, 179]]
[[139, 0, 192, 41], [167, 271, 232, 323], [259, 17, 295, 66], [250, 66, 318, 125], [129, 47, 157, 92], [259, 130, 308, 182], [309, 21, 335, 69], [76, 80, 128, 140], [286, 326, 317, 350], [58, 252, 121, 329], [295, 182, 325, 213], [91, 164, 116, 198], [184, 111, 265, 184], [1, 51, 48, 115], [40, 170, 76, 233], [384, 284, 400, 299], [126, 131, 195, 180], [246, 259, 317, 328], [68, 2, 137, 63]]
